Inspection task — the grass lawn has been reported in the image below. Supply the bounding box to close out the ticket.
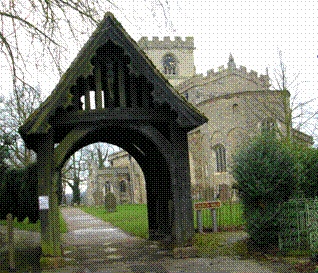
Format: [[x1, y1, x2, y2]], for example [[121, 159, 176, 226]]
[[0, 210, 68, 233], [193, 231, 249, 258], [194, 201, 245, 230], [80, 202, 245, 239], [80, 204, 149, 238], [80, 204, 251, 258]]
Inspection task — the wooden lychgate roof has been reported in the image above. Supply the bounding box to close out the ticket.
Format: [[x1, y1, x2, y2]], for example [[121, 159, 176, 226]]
[[19, 12, 208, 151]]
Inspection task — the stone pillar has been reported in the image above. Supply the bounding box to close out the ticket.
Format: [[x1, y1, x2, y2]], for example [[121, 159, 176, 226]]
[[37, 131, 61, 257], [169, 124, 195, 247]]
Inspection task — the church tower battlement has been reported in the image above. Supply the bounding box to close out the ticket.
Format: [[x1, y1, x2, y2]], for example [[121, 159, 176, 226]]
[[177, 54, 271, 97], [138, 36, 196, 87], [138, 36, 195, 50]]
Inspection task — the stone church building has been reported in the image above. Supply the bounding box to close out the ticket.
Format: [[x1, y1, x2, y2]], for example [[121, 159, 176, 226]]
[[85, 36, 313, 205]]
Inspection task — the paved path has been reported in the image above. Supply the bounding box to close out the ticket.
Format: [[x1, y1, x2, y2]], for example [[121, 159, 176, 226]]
[[61, 207, 136, 246], [0, 207, 295, 272], [55, 207, 289, 273]]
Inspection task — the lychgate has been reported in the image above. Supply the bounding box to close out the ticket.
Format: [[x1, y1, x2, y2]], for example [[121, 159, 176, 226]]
[[19, 12, 208, 257]]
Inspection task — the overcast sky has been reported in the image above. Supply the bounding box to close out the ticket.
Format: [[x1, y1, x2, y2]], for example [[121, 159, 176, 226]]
[[2, 0, 316, 99], [1, 0, 317, 193], [1, 0, 316, 116]]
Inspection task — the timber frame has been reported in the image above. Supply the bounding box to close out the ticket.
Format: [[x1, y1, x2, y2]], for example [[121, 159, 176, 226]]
[[19, 12, 208, 257]]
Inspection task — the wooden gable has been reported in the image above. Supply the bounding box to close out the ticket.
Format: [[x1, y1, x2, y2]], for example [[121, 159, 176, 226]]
[[19, 12, 207, 150]]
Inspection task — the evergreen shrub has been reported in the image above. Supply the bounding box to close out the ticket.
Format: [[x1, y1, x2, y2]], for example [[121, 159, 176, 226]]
[[231, 131, 297, 247], [0, 163, 38, 223], [290, 144, 318, 198]]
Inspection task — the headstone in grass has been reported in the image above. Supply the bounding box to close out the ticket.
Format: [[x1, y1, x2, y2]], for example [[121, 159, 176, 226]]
[[93, 190, 104, 206], [105, 192, 117, 212]]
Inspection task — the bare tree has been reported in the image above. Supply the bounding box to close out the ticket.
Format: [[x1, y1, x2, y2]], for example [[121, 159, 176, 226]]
[[62, 150, 88, 205], [0, 1, 103, 90], [0, 1, 174, 92], [232, 49, 317, 145], [87, 143, 112, 169], [61, 142, 115, 205], [271, 49, 318, 143], [0, 85, 43, 167]]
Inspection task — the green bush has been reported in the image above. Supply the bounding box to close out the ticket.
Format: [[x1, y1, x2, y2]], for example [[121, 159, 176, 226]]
[[289, 144, 318, 198], [0, 163, 38, 223], [105, 192, 117, 212], [231, 131, 297, 247]]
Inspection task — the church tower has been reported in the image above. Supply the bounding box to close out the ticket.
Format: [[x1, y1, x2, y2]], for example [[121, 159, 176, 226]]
[[138, 36, 196, 87]]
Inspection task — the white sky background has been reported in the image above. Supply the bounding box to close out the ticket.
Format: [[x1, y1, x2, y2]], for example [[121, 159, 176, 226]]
[[1, 0, 317, 120], [0, 0, 317, 193], [1, 0, 316, 99], [1, 0, 317, 121]]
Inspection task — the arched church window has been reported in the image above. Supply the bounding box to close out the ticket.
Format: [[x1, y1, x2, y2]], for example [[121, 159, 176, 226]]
[[163, 54, 177, 75], [213, 144, 227, 172], [120, 180, 126, 193], [261, 117, 276, 133]]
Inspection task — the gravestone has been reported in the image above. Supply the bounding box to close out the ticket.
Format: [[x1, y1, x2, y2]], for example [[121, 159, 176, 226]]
[[93, 190, 104, 206]]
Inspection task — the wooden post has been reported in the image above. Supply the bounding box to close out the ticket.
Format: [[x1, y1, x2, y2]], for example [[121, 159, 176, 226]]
[[129, 73, 138, 108], [169, 124, 195, 247], [197, 210, 203, 233], [118, 61, 126, 107], [95, 63, 103, 109], [6, 213, 15, 270], [213, 190, 218, 232], [141, 77, 150, 109], [106, 63, 115, 108], [84, 79, 91, 110], [37, 131, 61, 257], [211, 209, 218, 232], [101, 65, 109, 108]]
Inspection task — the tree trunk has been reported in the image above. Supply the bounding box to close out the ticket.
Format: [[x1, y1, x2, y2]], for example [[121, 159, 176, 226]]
[[71, 177, 81, 205]]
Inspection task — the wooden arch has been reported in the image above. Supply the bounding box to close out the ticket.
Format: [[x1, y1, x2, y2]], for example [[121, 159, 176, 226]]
[[19, 12, 207, 257]]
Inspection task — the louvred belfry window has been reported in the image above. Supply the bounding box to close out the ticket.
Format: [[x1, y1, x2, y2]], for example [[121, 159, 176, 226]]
[[163, 54, 177, 75]]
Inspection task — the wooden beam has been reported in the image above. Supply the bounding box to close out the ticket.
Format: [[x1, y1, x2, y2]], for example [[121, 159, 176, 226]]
[[37, 131, 61, 257], [73, 92, 83, 110], [95, 63, 103, 109], [118, 61, 126, 107], [129, 73, 138, 108], [101, 65, 109, 108], [141, 76, 150, 109], [58, 108, 168, 126], [106, 63, 115, 108], [84, 79, 90, 110]]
